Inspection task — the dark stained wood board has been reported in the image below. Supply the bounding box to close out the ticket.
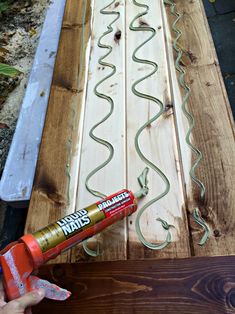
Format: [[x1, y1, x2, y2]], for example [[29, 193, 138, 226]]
[[25, 0, 91, 263], [33, 256, 235, 314], [165, 0, 235, 257]]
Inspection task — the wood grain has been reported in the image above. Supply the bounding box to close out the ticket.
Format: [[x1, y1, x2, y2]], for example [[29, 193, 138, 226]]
[[33, 256, 235, 314], [71, 0, 127, 262], [126, 0, 190, 259], [26, 0, 235, 263], [25, 0, 92, 263], [165, 0, 235, 256]]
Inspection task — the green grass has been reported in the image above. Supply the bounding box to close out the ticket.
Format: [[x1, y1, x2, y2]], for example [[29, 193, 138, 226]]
[[0, 63, 21, 77]]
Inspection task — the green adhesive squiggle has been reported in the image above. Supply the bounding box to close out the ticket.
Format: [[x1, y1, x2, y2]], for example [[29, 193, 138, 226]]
[[164, 0, 209, 245], [83, 1, 120, 256], [130, 0, 173, 250]]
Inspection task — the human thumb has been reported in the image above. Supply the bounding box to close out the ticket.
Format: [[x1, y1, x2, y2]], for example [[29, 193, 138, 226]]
[[17, 289, 45, 308], [2, 289, 45, 313]]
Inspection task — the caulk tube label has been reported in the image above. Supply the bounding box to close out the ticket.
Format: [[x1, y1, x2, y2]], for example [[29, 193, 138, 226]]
[[96, 190, 135, 218], [33, 189, 136, 253]]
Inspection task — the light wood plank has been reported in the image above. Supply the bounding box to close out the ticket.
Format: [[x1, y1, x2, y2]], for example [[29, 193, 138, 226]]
[[71, 0, 127, 262], [126, 0, 190, 259], [25, 0, 92, 263], [165, 0, 235, 256]]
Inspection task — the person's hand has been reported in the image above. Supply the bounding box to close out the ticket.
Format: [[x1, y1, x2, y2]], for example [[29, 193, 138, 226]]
[[0, 279, 45, 314]]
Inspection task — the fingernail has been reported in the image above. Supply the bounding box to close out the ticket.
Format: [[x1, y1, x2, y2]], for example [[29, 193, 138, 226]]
[[37, 288, 45, 298]]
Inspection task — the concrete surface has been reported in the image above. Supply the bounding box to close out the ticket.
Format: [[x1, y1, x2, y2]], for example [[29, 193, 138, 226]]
[[203, 0, 235, 117]]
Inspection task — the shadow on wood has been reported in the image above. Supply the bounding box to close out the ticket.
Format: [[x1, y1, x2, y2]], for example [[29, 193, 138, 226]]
[[33, 256, 235, 314]]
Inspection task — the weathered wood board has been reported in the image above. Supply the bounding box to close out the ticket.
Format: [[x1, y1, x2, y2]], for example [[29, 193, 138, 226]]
[[25, 0, 235, 263], [33, 256, 235, 314]]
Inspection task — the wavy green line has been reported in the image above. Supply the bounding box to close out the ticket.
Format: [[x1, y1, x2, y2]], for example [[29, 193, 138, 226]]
[[164, 0, 209, 245], [83, 1, 120, 256], [130, 0, 173, 250], [85, 1, 119, 199]]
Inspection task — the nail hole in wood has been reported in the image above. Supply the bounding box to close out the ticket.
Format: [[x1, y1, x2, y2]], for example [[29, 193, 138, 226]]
[[114, 29, 121, 43]]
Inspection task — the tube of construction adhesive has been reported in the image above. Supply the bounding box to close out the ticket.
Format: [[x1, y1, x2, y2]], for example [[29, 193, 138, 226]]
[[21, 189, 137, 267], [0, 169, 148, 302]]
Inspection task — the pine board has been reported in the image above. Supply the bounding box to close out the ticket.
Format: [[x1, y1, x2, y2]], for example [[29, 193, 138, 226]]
[[71, 0, 127, 262], [125, 0, 190, 259]]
